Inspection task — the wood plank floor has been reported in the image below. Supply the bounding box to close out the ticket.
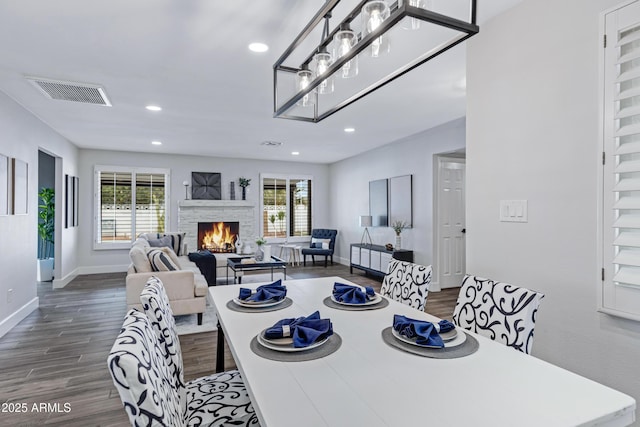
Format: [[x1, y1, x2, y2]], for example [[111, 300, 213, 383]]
[[0, 264, 459, 426]]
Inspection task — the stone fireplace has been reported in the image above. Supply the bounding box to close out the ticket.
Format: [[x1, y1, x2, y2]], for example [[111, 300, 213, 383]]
[[197, 221, 239, 252], [178, 200, 256, 253]]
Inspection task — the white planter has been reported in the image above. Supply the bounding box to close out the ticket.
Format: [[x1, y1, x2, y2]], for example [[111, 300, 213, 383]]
[[262, 245, 272, 261], [37, 258, 54, 282]]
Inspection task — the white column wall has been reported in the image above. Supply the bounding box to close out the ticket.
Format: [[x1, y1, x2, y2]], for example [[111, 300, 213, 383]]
[[329, 118, 465, 274], [466, 0, 640, 421], [0, 91, 79, 336]]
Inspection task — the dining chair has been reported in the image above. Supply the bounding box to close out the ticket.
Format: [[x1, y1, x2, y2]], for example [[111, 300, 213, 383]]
[[452, 274, 545, 354], [380, 259, 432, 311], [138, 276, 259, 426], [108, 308, 259, 427]]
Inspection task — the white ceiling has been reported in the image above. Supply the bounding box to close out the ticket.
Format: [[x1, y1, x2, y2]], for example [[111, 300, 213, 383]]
[[0, 0, 521, 164]]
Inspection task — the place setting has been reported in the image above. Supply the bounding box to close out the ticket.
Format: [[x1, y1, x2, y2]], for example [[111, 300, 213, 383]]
[[381, 314, 479, 359], [226, 279, 293, 313], [250, 311, 342, 362], [322, 282, 389, 311]]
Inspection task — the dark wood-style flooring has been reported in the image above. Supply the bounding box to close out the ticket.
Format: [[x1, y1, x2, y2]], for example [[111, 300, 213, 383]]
[[0, 264, 459, 426]]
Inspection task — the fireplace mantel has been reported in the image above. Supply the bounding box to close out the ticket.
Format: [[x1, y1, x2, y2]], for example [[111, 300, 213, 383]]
[[178, 200, 255, 208]]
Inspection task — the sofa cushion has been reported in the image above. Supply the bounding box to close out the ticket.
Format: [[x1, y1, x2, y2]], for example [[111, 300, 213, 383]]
[[159, 246, 181, 266], [148, 235, 173, 249], [130, 245, 152, 273], [311, 238, 331, 249], [148, 248, 180, 271], [140, 232, 186, 256]]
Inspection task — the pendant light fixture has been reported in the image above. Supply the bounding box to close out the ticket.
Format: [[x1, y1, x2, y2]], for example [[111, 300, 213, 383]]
[[313, 14, 335, 94], [273, 0, 479, 123], [362, 1, 391, 57]]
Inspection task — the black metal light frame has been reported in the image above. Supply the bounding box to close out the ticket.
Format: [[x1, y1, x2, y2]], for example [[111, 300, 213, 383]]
[[273, 0, 479, 123]]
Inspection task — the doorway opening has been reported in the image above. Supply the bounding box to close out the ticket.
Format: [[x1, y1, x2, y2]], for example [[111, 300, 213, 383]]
[[37, 150, 55, 282]]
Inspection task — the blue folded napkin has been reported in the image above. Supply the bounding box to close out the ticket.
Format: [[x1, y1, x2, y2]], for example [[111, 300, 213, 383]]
[[393, 315, 454, 348], [332, 282, 375, 304], [238, 279, 287, 302], [264, 311, 333, 348]]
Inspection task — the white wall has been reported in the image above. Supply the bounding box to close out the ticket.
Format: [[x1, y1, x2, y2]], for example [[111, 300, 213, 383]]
[[77, 149, 330, 272], [329, 118, 465, 275], [467, 0, 640, 420], [0, 91, 79, 336]]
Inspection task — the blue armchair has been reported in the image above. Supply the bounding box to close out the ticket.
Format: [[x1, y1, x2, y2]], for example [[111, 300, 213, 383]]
[[302, 229, 338, 267]]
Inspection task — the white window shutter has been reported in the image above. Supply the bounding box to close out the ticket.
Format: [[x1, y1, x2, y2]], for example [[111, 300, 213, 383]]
[[602, 0, 640, 320]]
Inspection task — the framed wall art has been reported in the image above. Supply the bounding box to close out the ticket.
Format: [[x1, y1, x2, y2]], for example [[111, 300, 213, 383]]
[[11, 158, 28, 215], [191, 172, 221, 200], [0, 154, 8, 216]]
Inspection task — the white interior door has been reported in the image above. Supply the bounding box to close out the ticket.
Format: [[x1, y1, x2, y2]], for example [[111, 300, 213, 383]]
[[436, 156, 466, 289]]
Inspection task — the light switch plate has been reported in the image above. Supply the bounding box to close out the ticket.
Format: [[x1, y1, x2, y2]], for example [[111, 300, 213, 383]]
[[500, 200, 528, 222]]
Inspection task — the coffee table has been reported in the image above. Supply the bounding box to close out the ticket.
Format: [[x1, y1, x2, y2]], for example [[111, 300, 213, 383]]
[[226, 256, 287, 284]]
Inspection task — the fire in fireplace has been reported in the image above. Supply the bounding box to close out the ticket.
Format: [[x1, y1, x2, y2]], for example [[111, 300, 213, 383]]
[[197, 222, 239, 252]]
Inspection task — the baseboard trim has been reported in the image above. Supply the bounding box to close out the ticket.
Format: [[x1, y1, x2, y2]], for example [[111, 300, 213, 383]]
[[0, 297, 39, 338], [52, 268, 79, 289], [77, 264, 129, 275]]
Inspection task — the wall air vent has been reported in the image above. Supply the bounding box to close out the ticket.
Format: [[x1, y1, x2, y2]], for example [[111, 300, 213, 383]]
[[25, 76, 112, 106]]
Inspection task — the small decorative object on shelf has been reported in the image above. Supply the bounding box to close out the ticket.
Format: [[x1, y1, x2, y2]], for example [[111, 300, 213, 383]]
[[391, 220, 408, 250], [230, 181, 236, 200], [235, 236, 243, 254], [385, 243, 394, 251], [238, 177, 251, 200], [255, 236, 266, 261], [182, 180, 189, 199]]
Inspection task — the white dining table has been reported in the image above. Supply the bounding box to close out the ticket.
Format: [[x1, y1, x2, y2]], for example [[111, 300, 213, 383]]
[[209, 276, 636, 427]]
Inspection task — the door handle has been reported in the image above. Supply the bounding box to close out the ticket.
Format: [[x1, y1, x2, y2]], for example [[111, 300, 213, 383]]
[[461, 228, 466, 234]]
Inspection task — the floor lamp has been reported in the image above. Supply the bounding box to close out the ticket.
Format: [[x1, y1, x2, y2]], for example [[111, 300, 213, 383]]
[[360, 215, 373, 246]]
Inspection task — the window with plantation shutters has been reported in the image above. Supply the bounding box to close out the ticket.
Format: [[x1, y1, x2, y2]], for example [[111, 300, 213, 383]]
[[601, 0, 640, 320], [94, 166, 170, 250]]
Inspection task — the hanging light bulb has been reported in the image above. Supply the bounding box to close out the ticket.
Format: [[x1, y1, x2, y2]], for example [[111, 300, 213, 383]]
[[296, 66, 314, 107], [333, 27, 358, 78], [400, 0, 430, 30], [362, 1, 390, 57], [314, 48, 334, 94]]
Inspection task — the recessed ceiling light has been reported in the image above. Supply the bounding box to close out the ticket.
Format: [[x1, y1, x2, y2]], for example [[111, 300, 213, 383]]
[[146, 105, 162, 111], [261, 140, 283, 147], [151, 140, 162, 145], [291, 151, 300, 156], [249, 42, 269, 53], [344, 127, 355, 133]]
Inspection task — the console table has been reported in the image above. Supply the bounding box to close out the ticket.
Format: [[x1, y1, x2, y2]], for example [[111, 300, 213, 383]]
[[350, 243, 413, 277]]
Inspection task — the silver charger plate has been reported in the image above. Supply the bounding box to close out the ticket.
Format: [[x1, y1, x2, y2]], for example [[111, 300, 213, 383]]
[[322, 296, 389, 311], [382, 327, 479, 359], [233, 297, 286, 308], [391, 327, 465, 349], [250, 333, 342, 362], [226, 297, 293, 313], [330, 293, 383, 306], [257, 329, 330, 353]]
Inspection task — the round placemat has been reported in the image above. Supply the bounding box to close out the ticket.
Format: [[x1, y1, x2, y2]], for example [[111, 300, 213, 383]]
[[250, 333, 342, 362], [322, 296, 389, 311], [226, 297, 293, 313], [381, 327, 478, 359]]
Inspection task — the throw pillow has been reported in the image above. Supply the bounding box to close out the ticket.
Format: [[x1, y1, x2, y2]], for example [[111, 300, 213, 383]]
[[159, 246, 181, 267], [148, 235, 173, 249], [311, 238, 331, 250], [130, 245, 152, 273], [147, 248, 180, 272]]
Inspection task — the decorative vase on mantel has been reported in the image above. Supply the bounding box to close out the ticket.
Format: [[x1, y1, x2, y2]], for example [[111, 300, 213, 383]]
[[395, 235, 402, 250], [242, 187, 246, 201]]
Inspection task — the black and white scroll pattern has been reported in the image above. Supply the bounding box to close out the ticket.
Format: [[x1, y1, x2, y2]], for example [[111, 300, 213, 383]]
[[185, 371, 260, 426], [141, 276, 185, 388], [108, 309, 184, 426], [380, 260, 432, 311], [139, 276, 260, 426], [452, 275, 544, 354]]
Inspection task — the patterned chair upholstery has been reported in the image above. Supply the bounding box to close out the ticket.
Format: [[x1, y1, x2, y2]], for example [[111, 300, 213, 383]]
[[380, 259, 432, 311], [452, 274, 545, 354], [301, 229, 338, 267], [138, 276, 259, 426]]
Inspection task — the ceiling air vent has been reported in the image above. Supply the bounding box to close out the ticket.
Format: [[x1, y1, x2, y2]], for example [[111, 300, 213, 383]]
[[25, 76, 112, 106]]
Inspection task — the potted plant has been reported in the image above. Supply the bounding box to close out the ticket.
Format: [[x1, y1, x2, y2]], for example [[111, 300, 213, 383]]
[[255, 236, 268, 261], [269, 214, 277, 237], [37, 187, 55, 281], [391, 220, 408, 250], [277, 210, 286, 238], [238, 177, 251, 200]]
